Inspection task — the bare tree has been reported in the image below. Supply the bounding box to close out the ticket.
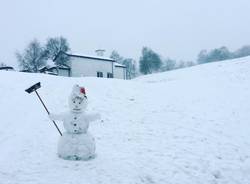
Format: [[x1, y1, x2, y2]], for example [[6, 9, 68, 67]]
[[110, 50, 123, 63], [110, 50, 137, 79], [122, 58, 137, 79], [16, 39, 46, 72]]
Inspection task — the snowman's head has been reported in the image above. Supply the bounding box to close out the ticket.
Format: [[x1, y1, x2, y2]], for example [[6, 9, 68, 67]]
[[69, 85, 87, 112]]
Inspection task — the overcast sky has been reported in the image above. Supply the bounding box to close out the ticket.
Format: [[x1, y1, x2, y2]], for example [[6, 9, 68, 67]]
[[1, 0, 250, 67]]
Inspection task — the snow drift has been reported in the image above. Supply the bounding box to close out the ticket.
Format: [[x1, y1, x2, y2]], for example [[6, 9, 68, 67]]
[[0, 56, 250, 184]]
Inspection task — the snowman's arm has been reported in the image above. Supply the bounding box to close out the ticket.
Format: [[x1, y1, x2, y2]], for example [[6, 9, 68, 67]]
[[85, 113, 101, 122], [48, 113, 65, 121]]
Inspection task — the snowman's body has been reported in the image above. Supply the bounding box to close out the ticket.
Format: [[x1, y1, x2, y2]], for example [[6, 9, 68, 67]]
[[50, 85, 99, 160], [58, 132, 95, 160]]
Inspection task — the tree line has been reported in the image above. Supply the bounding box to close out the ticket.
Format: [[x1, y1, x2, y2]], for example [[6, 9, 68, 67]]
[[110, 51, 137, 79], [110, 47, 196, 76], [138, 45, 250, 75], [16, 37, 70, 72], [197, 45, 250, 64], [12, 37, 250, 78]]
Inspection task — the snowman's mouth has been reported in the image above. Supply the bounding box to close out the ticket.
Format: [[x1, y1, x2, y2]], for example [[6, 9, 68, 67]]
[[73, 108, 81, 111]]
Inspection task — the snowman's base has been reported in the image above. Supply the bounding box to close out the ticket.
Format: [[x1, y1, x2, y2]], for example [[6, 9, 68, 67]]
[[58, 132, 96, 161]]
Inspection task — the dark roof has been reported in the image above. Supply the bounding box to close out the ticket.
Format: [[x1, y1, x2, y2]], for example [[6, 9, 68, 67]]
[[39, 64, 70, 72], [0, 66, 14, 70], [56, 51, 115, 62], [115, 64, 126, 68], [20, 69, 32, 73], [67, 53, 115, 62], [50, 64, 70, 69], [50, 66, 70, 70]]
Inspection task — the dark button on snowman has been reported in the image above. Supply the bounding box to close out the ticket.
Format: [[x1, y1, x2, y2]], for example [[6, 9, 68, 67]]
[[49, 85, 100, 160]]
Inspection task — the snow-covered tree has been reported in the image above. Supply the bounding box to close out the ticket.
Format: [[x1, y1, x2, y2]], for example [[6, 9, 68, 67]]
[[197, 47, 232, 64], [161, 58, 176, 71], [208, 47, 232, 62], [16, 39, 46, 72], [234, 45, 250, 58], [45, 36, 70, 65]]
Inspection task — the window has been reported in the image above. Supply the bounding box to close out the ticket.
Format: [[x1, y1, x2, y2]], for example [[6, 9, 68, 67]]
[[97, 71, 103, 78], [107, 72, 113, 78]]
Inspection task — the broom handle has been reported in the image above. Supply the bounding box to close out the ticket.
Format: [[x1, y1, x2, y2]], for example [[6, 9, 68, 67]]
[[35, 90, 62, 136]]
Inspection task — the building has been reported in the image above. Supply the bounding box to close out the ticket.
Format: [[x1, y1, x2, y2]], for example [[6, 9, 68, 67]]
[[39, 64, 70, 77], [51, 52, 126, 79], [114, 63, 126, 79], [0, 66, 14, 71]]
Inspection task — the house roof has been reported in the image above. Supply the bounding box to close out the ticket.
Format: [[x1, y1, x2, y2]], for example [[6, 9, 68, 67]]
[[20, 69, 32, 73], [39, 63, 70, 72], [0, 66, 14, 70], [114, 63, 126, 68], [50, 64, 70, 69], [57, 51, 116, 62], [68, 53, 115, 62]]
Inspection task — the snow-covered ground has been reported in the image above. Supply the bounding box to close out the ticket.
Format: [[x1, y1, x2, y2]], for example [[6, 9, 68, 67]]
[[0, 57, 250, 184]]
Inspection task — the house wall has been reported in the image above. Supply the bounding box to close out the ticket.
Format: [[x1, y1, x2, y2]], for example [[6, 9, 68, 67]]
[[69, 57, 113, 78], [50, 68, 69, 77], [58, 69, 70, 77], [114, 67, 126, 79]]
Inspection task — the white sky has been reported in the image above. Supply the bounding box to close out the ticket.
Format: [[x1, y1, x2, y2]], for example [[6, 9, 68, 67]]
[[1, 0, 250, 68]]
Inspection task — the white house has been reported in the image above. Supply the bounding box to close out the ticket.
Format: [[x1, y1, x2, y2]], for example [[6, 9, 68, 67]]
[[51, 52, 126, 79], [114, 63, 126, 79], [39, 64, 70, 76]]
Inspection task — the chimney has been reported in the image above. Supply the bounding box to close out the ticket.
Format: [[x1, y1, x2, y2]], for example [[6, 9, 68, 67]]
[[95, 49, 105, 57]]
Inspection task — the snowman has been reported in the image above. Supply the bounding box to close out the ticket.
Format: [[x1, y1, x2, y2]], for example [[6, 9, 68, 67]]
[[49, 85, 100, 160]]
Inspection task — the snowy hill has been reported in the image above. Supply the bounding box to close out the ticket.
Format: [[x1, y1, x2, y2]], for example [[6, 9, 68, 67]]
[[0, 56, 250, 184]]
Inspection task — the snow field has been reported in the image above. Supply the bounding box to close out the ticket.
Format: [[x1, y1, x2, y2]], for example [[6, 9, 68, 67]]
[[0, 56, 250, 184]]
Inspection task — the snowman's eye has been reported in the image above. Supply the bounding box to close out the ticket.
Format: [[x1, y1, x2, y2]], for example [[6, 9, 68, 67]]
[[73, 101, 75, 103], [78, 102, 81, 104]]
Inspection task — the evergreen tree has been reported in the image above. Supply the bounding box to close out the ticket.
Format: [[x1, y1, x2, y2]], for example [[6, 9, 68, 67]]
[[139, 47, 162, 74], [234, 45, 250, 58], [197, 47, 232, 64], [207, 47, 232, 62]]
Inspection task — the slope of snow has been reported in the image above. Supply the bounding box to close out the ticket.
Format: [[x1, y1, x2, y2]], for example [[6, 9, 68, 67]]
[[0, 57, 250, 184]]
